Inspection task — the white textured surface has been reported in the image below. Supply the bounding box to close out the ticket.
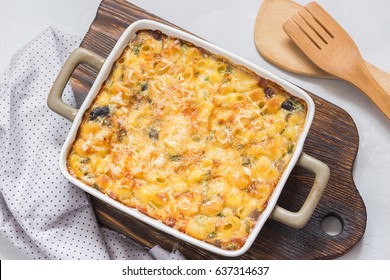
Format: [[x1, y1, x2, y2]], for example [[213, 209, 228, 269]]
[[0, 0, 389, 259]]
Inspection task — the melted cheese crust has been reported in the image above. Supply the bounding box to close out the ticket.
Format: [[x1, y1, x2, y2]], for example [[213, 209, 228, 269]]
[[67, 30, 307, 250]]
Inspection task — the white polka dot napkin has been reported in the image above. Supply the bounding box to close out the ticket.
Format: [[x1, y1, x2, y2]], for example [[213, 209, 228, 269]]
[[0, 27, 185, 260]]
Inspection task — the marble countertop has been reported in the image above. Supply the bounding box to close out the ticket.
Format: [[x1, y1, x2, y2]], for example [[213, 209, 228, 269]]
[[0, 0, 389, 259]]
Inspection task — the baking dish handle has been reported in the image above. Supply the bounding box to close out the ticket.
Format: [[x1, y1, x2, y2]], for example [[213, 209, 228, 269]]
[[270, 152, 330, 228], [48, 47, 105, 121]]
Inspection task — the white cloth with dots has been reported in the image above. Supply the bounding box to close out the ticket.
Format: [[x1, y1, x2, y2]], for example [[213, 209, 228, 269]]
[[0, 27, 185, 260]]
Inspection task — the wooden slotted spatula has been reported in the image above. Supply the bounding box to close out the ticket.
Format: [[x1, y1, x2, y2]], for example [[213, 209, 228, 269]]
[[283, 2, 390, 120]]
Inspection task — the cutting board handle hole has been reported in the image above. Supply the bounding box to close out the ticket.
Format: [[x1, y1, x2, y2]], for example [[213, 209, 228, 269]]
[[321, 214, 343, 236]]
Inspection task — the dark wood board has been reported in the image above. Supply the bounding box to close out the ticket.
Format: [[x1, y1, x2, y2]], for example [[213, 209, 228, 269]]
[[69, 0, 367, 259]]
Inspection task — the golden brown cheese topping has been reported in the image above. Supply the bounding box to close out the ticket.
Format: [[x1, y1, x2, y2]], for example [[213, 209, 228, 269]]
[[67, 30, 307, 250]]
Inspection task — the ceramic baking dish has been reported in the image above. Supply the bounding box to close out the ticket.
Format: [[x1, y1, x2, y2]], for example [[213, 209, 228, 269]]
[[48, 19, 329, 257]]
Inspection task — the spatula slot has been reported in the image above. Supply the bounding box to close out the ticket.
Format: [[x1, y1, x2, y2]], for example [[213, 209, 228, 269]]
[[305, 2, 335, 39]]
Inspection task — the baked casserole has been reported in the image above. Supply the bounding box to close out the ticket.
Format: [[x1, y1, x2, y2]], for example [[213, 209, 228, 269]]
[[67, 30, 307, 250]]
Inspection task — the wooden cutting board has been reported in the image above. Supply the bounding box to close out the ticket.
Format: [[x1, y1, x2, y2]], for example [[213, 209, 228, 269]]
[[69, 0, 367, 259], [254, 0, 390, 96]]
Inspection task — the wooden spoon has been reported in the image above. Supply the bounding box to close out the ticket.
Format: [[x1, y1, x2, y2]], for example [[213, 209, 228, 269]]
[[283, 2, 390, 120], [254, 0, 390, 97]]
